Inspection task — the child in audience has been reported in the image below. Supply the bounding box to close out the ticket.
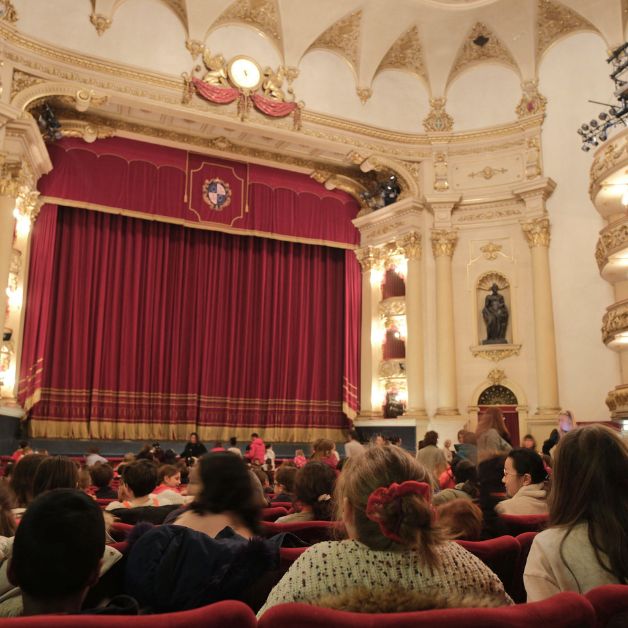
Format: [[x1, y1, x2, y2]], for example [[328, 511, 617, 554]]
[[89, 464, 117, 499], [294, 449, 307, 468], [227, 436, 242, 457], [436, 499, 483, 541], [521, 434, 537, 451], [496, 448, 549, 516], [7, 489, 126, 616], [105, 459, 174, 510], [275, 461, 336, 523], [10, 441, 31, 463], [9, 454, 47, 515], [524, 424, 627, 599], [272, 464, 297, 503], [152, 464, 186, 504], [265, 443, 276, 469], [77, 464, 92, 493], [258, 446, 511, 616], [174, 452, 262, 538], [433, 459, 479, 506], [311, 438, 338, 469], [31, 456, 79, 498], [0, 485, 16, 538]]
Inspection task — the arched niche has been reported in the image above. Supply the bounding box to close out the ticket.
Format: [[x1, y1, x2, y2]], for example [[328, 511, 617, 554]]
[[476, 271, 512, 345], [446, 63, 520, 131], [206, 24, 283, 70], [478, 385, 517, 405]]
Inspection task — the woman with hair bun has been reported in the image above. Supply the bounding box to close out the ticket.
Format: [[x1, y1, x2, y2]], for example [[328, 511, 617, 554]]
[[257, 446, 511, 617]]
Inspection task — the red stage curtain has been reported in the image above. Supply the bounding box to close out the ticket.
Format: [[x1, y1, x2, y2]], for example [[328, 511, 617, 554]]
[[19, 205, 351, 441], [343, 250, 360, 419]]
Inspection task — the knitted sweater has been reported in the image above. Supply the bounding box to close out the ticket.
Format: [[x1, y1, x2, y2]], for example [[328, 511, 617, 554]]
[[494, 482, 548, 516], [257, 539, 512, 617]]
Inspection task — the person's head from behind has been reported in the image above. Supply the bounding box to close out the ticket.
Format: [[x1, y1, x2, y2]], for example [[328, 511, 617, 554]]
[[9, 454, 47, 508], [453, 459, 478, 486], [372, 434, 386, 447], [18, 440, 29, 451], [251, 432, 259, 440], [122, 459, 158, 499], [549, 425, 628, 583], [158, 464, 181, 488], [77, 465, 91, 491], [444, 439, 452, 449], [89, 463, 114, 489], [457, 429, 465, 444], [522, 434, 537, 450], [191, 453, 261, 533], [275, 464, 297, 495], [8, 489, 105, 615], [0, 484, 16, 537], [252, 466, 270, 489], [423, 431, 438, 447], [294, 461, 336, 520], [335, 446, 443, 563], [476, 407, 509, 439], [312, 438, 334, 459], [437, 499, 483, 541], [462, 430, 477, 445], [229, 436, 237, 447], [347, 430, 359, 442], [557, 410, 574, 434], [503, 448, 547, 498], [32, 456, 78, 499], [295, 449, 305, 458]]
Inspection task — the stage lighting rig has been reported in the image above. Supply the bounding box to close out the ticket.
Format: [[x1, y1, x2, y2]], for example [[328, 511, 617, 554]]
[[579, 42, 628, 152], [35, 103, 63, 142]]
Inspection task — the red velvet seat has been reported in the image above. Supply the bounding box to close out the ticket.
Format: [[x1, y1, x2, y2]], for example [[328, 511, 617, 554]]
[[279, 546, 308, 572], [109, 522, 134, 542], [260, 520, 344, 544], [585, 584, 628, 627], [456, 536, 520, 598], [499, 513, 549, 535], [95, 498, 115, 507], [257, 592, 596, 628], [512, 531, 538, 603], [270, 502, 293, 511], [261, 507, 289, 522], [2, 600, 257, 627]]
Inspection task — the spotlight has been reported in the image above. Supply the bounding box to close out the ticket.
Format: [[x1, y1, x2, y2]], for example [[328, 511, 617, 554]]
[[581, 144, 591, 152], [581, 123, 589, 130], [599, 112, 609, 120], [590, 119, 599, 127], [599, 131, 608, 141]]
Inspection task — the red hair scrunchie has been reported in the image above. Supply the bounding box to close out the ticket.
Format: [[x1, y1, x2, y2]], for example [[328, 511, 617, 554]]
[[365, 481, 432, 544]]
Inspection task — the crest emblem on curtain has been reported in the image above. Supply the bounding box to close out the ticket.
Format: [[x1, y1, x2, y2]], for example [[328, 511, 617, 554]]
[[202, 178, 232, 211]]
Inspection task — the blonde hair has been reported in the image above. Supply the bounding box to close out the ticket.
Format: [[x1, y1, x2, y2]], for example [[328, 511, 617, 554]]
[[312, 438, 334, 459], [436, 499, 483, 541], [476, 407, 510, 440], [335, 446, 444, 566]]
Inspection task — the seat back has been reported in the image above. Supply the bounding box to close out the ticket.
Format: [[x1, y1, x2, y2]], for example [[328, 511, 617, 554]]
[[270, 501, 293, 510], [512, 531, 538, 603], [585, 584, 628, 628], [499, 513, 548, 535], [257, 592, 596, 628], [456, 535, 520, 597], [109, 521, 134, 541], [261, 506, 289, 521], [260, 520, 344, 544], [2, 600, 257, 627]]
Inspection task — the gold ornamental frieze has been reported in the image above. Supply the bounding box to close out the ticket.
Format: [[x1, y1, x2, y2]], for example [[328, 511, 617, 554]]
[[605, 384, 628, 418], [470, 344, 522, 362], [379, 297, 406, 322], [596, 218, 628, 272], [601, 300, 628, 346], [589, 132, 628, 199], [378, 359, 406, 380]]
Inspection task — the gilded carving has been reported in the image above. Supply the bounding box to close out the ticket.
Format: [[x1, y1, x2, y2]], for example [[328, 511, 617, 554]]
[[89, 13, 112, 36], [376, 26, 428, 82], [0, 0, 17, 23], [379, 297, 406, 320], [596, 219, 628, 271], [431, 230, 458, 258], [433, 152, 449, 190], [525, 136, 542, 180], [363, 221, 403, 239], [487, 368, 506, 385], [536, 0, 596, 58], [0, 157, 34, 198], [378, 359, 406, 379], [516, 79, 547, 118], [470, 344, 522, 362], [423, 98, 453, 133], [480, 242, 503, 260], [356, 87, 372, 104], [449, 22, 517, 84], [468, 166, 508, 180], [590, 136, 628, 193], [213, 0, 282, 44], [185, 39, 205, 59], [200, 49, 229, 87], [602, 301, 628, 345], [308, 10, 362, 72], [355, 246, 383, 272], [477, 271, 509, 291], [397, 231, 422, 260], [261, 66, 295, 102], [521, 217, 551, 248], [59, 120, 115, 143], [10, 70, 44, 100], [605, 385, 628, 417], [457, 208, 522, 223]]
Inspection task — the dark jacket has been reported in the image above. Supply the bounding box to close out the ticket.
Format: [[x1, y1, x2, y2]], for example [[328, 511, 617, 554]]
[[181, 442, 208, 459]]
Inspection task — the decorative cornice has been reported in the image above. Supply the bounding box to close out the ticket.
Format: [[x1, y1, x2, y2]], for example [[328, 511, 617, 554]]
[[516, 79, 547, 119], [536, 0, 596, 59], [521, 217, 551, 248], [10, 70, 45, 100], [602, 299, 628, 346], [379, 297, 406, 321], [589, 133, 628, 200], [470, 344, 522, 362], [431, 229, 458, 257], [212, 0, 282, 44], [423, 98, 453, 133], [307, 10, 361, 73], [596, 217, 628, 272], [397, 231, 422, 260], [605, 384, 628, 418], [376, 26, 428, 83]]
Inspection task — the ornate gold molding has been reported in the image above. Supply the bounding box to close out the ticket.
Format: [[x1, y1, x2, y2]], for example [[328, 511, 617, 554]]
[[487, 368, 506, 385], [468, 166, 508, 180], [376, 26, 428, 83], [0, 0, 17, 24], [516, 79, 547, 119], [521, 217, 550, 248], [213, 0, 282, 44], [185, 39, 205, 59], [0, 155, 34, 197], [456, 207, 521, 223], [355, 246, 383, 272], [59, 119, 116, 143], [431, 229, 458, 257], [379, 297, 406, 322], [589, 134, 628, 198], [537, 0, 596, 58], [470, 344, 522, 362], [10, 70, 45, 100], [480, 242, 503, 260], [397, 231, 421, 260], [307, 9, 361, 73], [605, 384, 628, 418], [596, 218, 628, 272], [356, 87, 372, 104], [602, 300, 628, 346], [477, 271, 509, 291], [90, 13, 112, 36], [423, 98, 453, 133], [433, 152, 449, 191], [378, 358, 406, 380]]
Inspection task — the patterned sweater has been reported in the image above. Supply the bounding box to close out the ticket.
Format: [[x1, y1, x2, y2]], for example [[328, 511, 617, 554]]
[[257, 539, 512, 616]]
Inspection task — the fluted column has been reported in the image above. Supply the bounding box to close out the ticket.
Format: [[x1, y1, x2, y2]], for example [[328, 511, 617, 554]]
[[355, 247, 383, 417], [521, 218, 560, 414], [431, 230, 460, 417], [397, 231, 426, 417]]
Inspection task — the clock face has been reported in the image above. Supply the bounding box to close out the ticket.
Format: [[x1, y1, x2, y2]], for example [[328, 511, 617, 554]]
[[228, 57, 262, 91]]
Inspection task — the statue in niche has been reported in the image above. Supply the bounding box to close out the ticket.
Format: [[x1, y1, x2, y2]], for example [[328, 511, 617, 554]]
[[482, 283, 509, 344]]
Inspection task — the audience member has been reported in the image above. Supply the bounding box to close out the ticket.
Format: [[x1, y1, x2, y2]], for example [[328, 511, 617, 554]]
[[265, 443, 276, 469], [258, 446, 511, 616], [477, 453, 508, 540], [416, 431, 447, 489], [245, 433, 266, 464], [436, 499, 483, 541], [542, 410, 575, 456], [455, 431, 478, 465], [105, 459, 173, 510], [293, 449, 307, 468], [525, 424, 627, 599], [476, 408, 511, 460], [89, 464, 117, 499], [174, 452, 262, 538], [31, 456, 79, 498], [9, 454, 47, 514], [7, 489, 124, 617], [371, 434, 386, 447], [0, 485, 16, 537], [180, 432, 208, 460], [210, 441, 226, 453], [77, 464, 92, 492], [85, 446, 108, 467], [521, 434, 537, 451], [227, 436, 242, 457], [252, 467, 272, 494], [275, 461, 336, 523], [433, 460, 479, 506], [441, 439, 453, 464], [495, 448, 548, 516], [311, 438, 338, 469], [272, 464, 297, 503], [153, 464, 186, 504], [344, 430, 365, 459], [10, 442, 31, 464]]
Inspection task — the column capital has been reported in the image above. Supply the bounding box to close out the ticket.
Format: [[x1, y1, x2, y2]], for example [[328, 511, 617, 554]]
[[513, 177, 556, 214], [355, 245, 382, 272], [0, 156, 34, 199], [431, 229, 458, 258], [521, 217, 551, 248], [397, 230, 422, 260]]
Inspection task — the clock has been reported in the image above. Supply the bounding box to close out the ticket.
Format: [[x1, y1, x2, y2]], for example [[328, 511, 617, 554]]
[[227, 56, 262, 91]]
